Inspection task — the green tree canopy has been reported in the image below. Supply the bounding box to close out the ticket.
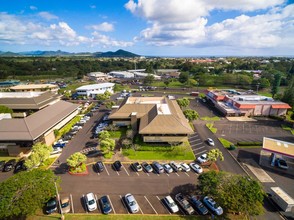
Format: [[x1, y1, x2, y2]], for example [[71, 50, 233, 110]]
[[0, 105, 13, 114], [143, 74, 155, 85], [207, 148, 224, 162], [183, 109, 199, 121], [271, 73, 282, 98], [66, 152, 87, 168], [176, 98, 190, 109], [0, 169, 59, 219], [100, 138, 115, 153], [282, 76, 294, 108], [25, 142, 52, 169], [99, 130, 110, 140], [179, 72, 189, 84], [198, 171, 265, 215]]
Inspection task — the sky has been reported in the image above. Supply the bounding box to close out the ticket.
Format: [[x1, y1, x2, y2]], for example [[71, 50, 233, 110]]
[[0, 0, 294, 56]]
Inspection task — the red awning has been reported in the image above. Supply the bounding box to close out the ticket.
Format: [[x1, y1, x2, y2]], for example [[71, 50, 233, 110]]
[[238, 105, 256, 109], [272, 104, 291, 109]]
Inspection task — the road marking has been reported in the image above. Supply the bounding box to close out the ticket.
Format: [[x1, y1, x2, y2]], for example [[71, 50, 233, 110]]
[[70, 194, 74, 213], [140, 206, 144, 214], [194, 142, 203, 146], [175, 172, 180, 177], [104, 165, 110, 176], [184, 172, 190, 177], [189, 139, 200, 143], [144, 196, 158, 214], [146, 172, 150, 176], [136, 172, 139, 176], [122, 165, 130, 176], [120, 195, 129, 214], [116, 170, 120, 176], [157, 196, 171, 215], [166, 173, 169, 176], [107, 195, 116, 214], [196, 146, 206, 150], [95, 194, 100, 213], [194, 150, 207, 156]]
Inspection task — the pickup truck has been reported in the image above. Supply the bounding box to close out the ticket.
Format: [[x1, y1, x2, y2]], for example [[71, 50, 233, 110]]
[[175, 193, 195, 215]]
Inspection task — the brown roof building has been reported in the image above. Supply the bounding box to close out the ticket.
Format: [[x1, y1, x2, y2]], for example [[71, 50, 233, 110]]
[[0, 100, 80, 156], [109, 96, 193, 143]]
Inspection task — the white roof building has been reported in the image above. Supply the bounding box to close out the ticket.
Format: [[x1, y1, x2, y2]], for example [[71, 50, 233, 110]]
[[109, 71, 135, 78], [76, 83, 115, 97]]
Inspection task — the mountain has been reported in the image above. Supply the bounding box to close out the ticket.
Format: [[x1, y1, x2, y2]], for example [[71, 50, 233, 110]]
[[94, 49, 140, 58], [19, 50, 74, 56]]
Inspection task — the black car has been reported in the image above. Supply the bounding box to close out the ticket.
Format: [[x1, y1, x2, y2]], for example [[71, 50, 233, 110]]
[[0, 160, 5, 171], [112, 160, 122, 171], [95, 161, 104, 172], [189, 196, 208, 215], [45, 197, 57, 214], [3, 159, 16, 172], [14, 160, 27, 174], [100, 195, 112, 214]]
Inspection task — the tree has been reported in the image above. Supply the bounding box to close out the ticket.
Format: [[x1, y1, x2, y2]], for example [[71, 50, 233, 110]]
[[0, 169, 59, 219], [198, 171, 265, 216], [271, 73, 282, 98], [105, 101, 115, 109], [282, 76, 294, 108], [177, 98, 190, 109], [25, 142, 52, 169], [0, 105, 13, 114], [179, 72, 189, 84], [99, 130, 110, 140], [100, 138, 115, 153], [66, 152, 87, 168], [143, 74, 155, 85], [207, 148, 224, 163], [183, 109, 199, 121], [164, 79, 171, 87]]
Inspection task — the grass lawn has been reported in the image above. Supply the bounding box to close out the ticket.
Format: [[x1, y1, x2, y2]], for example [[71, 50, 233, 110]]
[[123, 141, 195, 161], [201, 116, 220, 121], [206, 123, 217, 134], [218, 138, 234, 149], [0, 152, 18, 162], [151, 81, 184, 88], [108, 127, 127, 139], [281, 124, 294, 135]]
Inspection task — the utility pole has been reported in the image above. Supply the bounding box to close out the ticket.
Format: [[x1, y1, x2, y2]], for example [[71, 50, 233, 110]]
[[55, 181, 64, 220], [256, 83, 260, 94]]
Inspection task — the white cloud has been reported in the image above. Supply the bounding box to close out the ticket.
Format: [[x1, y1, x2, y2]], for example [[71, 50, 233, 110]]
[[30, 6, 38, 10], [0, 13, 133, 48], [86, 22, 114, 32], [125, 0, 293, 51], [38, 12, 59, 20]]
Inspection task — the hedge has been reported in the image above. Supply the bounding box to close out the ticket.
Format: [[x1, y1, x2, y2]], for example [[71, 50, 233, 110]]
[[237, 141, 263, 146]]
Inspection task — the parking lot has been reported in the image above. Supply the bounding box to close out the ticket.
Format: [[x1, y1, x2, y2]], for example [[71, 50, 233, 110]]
[[58, 162, 200, 215]]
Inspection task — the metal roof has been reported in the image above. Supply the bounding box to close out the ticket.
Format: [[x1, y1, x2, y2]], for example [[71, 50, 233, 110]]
[[76, 83, 115, 91]]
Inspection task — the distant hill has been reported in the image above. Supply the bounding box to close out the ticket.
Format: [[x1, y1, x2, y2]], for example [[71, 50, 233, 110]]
[[0, 49, 140, 57], [94, 49, 140, 58]]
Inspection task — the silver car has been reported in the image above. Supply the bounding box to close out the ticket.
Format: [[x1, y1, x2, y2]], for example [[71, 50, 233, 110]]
[[124, 193, 139, 213]]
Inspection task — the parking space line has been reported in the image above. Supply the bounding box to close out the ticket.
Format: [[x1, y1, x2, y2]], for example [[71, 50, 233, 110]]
[[145, 172, 150, 176], [116, 170, 120, 176], [144, 196, 158, 214], [166, 173, 169, 176], [120, 195, 130, 214], [195, 150, 207, 156], [157, 196, 171, 215], [140, 206, 144, 214], [83, 194, 88, 214], [95, 194, 100, 213], [104, 165, 110, 176], [184, 172, 190, 177], [195, 142, 203, 146], [70, 194, 74, 213], [122, 165, 130, 176], [136, 172, 139, 176], [175, 172, 180, 177], [107, 195, 116, 214], [196, 146, 206, 150]]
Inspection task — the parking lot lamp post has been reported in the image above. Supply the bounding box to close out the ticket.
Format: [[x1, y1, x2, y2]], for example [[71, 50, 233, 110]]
[[256, 83, 260, 94], [54, 181, 64, 220]]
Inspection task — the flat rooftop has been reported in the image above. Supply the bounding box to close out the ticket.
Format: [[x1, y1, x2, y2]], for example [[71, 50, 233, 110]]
[[0, 92, 43, 98], [10, 84, 58, 90], [76, 83, 115, 90]]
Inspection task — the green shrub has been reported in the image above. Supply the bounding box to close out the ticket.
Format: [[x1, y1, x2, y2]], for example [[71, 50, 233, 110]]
[[237, 141, 262, 146], [69, 163, 86, 173]]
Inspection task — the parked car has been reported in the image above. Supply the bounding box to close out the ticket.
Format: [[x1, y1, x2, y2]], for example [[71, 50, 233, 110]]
[[54, 142, 66, 148], [197, 154, 208, 164], [163, 163, 173, 173], [51, 147, 62, 155], [141, 162, 153, 173], [189, 162, 203, 174], [85, 112, 93, 117], [170, 161, 182, 172], [79, 119, 87, 124], [124, 193, 139, 213], [112, 160, 122, 171], [175, 193, 195, 215], [69, 129, 78, 135], [100, 195, 112, 214], [275, 158, 288, 170], [62, 134, 73, 141], [207, 138, 215, 146], [72, 125, 82, 130], [131, 162, 143, 172], [14, 159, 27, 173], [152, 161, 164, 174], [180, 163, 191, 172], [95, 161, 104, 172], [189, 195, 208, 215], [0, 160, 5, 171], [3, 159, 16, 172], [60, 197, 71, 214], [85, 192, 97, 212], [203, 196, 223, 216], [163, 195, 179, 213], [45, 197, 57, 214]]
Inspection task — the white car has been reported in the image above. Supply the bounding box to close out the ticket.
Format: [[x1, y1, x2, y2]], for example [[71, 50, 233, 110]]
[[163, 164, 173, 173], [50, 147, 62, 155], [163, 196, 179, 213], [170, 161, 182, 172], [124, 193, 139, 213], [189, 162, 203, 174], [79, 119, 86, 124], [85, 193, 97, 212], [180, 163, 191, 172], [72, 125, 82, 130], [207, 138, 215, 146], [197, 153, 208, 164]]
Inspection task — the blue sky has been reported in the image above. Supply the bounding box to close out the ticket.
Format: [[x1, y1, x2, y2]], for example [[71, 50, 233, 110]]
[[0, 0, 293, 56]]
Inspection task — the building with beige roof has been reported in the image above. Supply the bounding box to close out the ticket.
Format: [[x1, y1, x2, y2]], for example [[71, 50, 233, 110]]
[[109, 96, 193, 143], [10, 84, 59, 94]]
